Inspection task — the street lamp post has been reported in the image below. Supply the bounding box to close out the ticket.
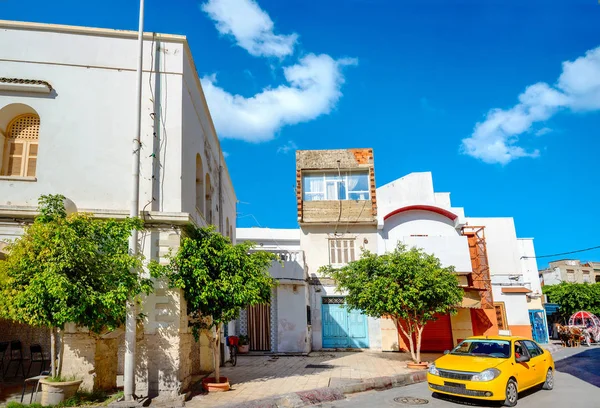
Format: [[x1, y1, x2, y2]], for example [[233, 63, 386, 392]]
[[124, 0, 145, 401]]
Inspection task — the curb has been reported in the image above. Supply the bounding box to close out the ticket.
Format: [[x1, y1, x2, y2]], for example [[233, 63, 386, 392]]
[[215, 370, 428, 408], [542, 343, 563, 354]]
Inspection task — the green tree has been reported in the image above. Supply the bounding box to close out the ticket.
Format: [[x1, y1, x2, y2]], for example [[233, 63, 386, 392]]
[[150, 226, 276, 383], [0, 195, 153, 378], [321, 244, 463, 363], [543, 282, 600, 320]]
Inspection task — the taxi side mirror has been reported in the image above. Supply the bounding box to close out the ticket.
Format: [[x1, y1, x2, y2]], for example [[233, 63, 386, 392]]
[[443, 350, 449, 355], [516, 354, 530, 363]]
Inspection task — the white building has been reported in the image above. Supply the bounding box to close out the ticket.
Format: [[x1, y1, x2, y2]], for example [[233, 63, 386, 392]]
[[377, 172, 548, 347], [236, 228, 310, 354], [241, 157, 548, 353], [0, 20, 236, 397]]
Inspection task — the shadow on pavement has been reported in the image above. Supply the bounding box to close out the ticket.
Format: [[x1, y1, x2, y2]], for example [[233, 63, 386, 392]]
[[555, 348, 600, 388], [430, 385, 546, 407]]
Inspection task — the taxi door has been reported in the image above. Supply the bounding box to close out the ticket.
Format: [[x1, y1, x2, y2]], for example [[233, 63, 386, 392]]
[[524, 340, 548, 385], [513, 340, 536, 389]]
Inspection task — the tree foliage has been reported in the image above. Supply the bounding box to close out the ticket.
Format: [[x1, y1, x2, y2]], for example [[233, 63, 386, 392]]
[[321, 244, 463, 363], [150, 225, 276, 382], [0, 195, 153, 377], [543, 282, 600, 320]]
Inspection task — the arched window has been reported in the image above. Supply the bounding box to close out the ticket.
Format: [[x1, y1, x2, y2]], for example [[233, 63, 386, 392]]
[[2, 113, 40, 177], [205, 173, 213, 225], [195, 154, 205, 215], [226, 217, 230, 237]]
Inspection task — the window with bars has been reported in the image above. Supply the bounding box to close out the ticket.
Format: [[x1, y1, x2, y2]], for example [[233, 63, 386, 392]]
[[566, 270, 575, 282], [494, 302, 507, 331], [583, 270, 590, 283], [329, 239, 355, 266], [1, 114, 39, 178]]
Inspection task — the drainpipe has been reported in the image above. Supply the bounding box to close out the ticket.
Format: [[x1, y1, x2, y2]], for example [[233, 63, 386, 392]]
[[219, 163, 223, 233], [124, 0, 145, 401]]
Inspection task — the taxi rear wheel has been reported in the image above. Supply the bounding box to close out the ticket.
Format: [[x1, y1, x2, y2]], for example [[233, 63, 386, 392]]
[[503, 379, 518, 407]]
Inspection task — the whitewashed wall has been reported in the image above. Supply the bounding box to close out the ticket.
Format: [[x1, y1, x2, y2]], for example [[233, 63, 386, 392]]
[[300, 225, 378, 278]]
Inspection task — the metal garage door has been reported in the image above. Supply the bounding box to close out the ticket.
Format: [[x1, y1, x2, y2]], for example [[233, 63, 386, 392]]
[[420, 314, 453, 352]]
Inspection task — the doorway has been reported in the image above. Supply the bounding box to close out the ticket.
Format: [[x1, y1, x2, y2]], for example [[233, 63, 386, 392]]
[[247, 304, 271, 351], [321, 297, 369, 348]]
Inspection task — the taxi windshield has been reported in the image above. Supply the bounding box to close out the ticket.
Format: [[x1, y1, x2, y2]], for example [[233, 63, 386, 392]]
[[450, 339, 511, 358]]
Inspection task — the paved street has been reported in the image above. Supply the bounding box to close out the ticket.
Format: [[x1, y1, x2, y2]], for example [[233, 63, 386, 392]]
[[319, 347, 600, 408]]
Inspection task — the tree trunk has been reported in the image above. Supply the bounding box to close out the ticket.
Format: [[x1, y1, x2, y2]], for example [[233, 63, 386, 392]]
[[396, 319, 417, 363], [50, 327, 57, 378], [416, 325, 424, 364], [58, 329, 65, 377], [213, 326, 221, 383]]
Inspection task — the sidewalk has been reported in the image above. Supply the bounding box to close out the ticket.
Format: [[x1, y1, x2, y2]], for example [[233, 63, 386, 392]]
[[186, 351, 439, 407]]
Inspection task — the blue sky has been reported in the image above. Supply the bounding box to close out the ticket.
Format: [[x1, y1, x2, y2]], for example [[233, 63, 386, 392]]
[[3, 0, 600, 266]]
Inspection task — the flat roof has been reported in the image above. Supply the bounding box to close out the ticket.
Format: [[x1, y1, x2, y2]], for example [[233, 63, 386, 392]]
[[0, 19, 186, 42]]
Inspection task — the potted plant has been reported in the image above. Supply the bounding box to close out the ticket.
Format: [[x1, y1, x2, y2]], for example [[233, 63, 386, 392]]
[[151, 226, 276, 392], [321, 244, 464, 369], [238, 335, 250, 354], [0, 195, 153, 404]]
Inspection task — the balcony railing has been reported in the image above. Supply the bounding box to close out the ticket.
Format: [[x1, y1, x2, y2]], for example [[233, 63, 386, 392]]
[[250, 249, 307, 281]]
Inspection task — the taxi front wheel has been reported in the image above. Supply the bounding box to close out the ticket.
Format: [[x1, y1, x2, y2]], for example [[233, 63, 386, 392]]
[[503, 379, 518, 407], [543, 368, 554, 390]]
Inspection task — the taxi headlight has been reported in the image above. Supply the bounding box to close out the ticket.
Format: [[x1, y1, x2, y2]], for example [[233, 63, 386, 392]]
[[428, 363, 440, 376], [471, 368, 501, 382]]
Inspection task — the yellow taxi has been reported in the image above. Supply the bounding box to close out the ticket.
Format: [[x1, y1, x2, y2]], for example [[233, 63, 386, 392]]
[[427, 336, 554, 407]]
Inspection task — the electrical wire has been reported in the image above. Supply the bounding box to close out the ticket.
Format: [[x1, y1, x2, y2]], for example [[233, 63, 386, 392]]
[[521, 245, 600, 259]]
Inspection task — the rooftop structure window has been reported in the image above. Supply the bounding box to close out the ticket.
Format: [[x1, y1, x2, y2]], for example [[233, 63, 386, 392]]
[[303, 171, 369, 201]]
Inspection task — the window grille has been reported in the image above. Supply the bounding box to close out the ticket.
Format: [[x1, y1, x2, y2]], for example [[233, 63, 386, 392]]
[[322, 297, 345, 305]]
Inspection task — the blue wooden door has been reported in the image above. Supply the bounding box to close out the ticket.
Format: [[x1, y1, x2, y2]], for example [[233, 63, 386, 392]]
[[529, 309, 549, 344], [322, 298, 369, 348], [322, 304, 349, 348], [348, 309, 369, 348]]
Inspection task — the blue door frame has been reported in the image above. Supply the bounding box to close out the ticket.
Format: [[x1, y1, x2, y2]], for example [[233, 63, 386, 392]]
[[322, 300, 369, 348], [529, 309, 549, 344]]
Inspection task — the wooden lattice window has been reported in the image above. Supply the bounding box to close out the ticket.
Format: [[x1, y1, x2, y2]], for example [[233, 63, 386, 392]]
[[494, 302, 508, 331], [329, 239, 355, 266], [2, 114, 40, 177]]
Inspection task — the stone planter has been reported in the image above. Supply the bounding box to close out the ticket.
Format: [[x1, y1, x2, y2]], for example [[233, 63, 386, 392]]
[[407, 362, 429, 370], [202, 377, 230, 392], [39, 378, 83, 405], [238, 344, 250, 354]]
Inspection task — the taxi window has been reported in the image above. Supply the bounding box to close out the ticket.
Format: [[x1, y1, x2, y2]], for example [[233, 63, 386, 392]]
[[514, 341, 531, 358], [524, 340, 543, 357], [451, 339, 510, 358]]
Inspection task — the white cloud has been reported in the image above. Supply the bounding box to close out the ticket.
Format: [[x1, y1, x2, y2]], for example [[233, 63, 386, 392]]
[[201, 0, 298, 58], [202, 54, 358, 142], [535, 127, 552, 136], [462, 46, 600, 164], [277, 140, 298, 154], [223, 151, 230, 158]]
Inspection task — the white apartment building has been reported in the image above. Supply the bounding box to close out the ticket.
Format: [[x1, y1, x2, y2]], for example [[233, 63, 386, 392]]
[[0, 20, 236, 397]]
